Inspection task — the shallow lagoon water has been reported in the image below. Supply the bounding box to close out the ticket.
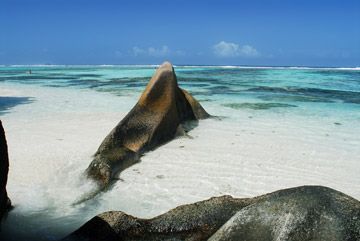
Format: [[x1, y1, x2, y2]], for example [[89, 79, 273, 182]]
[[0, 66, 359, 240]]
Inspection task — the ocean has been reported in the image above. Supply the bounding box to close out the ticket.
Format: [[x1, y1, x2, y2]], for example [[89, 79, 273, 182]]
[[0, 65, 359, 240]]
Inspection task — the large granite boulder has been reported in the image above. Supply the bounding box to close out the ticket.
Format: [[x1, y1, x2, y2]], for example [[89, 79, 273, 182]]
[[209, 186, 360, 241], [86, 62, 209, 187], [62, 186, 360, 241], [0, 120, 11, 222]]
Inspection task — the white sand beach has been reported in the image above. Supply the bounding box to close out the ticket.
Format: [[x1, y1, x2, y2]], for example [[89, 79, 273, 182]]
[[0, 79, 359, 239]]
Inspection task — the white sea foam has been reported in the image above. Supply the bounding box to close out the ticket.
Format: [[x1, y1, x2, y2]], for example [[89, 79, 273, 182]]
[[217, 66, 360, 70], [333, 67, 360, 70], [175, 65, 360, 71]]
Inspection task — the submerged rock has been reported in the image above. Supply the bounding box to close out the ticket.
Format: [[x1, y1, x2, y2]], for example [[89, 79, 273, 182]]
[[62, 186, 360, 241], [222, 102, 297, 110], [86, 62, 209, 187], [0, 120, 11, 222]]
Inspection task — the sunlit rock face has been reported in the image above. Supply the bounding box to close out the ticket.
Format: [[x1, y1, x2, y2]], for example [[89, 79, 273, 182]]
[[86, 61, 209, 187]]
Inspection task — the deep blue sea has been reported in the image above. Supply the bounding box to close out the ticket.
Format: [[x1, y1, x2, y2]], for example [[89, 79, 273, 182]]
[[0, 65, 359, 241]]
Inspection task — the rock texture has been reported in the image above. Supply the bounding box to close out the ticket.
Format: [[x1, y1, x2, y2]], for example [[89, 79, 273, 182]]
[[0, 120, 11, 222], [62, 186, 360, 241], [210, 186, 360, 241], [86, 62, 209, 187]]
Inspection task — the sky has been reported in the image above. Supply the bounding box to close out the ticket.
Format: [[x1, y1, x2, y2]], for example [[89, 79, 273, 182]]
[[0, 0, 359, 66]]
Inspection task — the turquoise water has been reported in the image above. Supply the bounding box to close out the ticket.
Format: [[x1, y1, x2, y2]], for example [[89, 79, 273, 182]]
[[1, 65, 360, 115], [0, 65, 359, 241]]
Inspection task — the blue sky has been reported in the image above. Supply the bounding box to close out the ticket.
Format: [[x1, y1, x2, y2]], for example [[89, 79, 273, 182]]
[[0, 0, 359, 66]]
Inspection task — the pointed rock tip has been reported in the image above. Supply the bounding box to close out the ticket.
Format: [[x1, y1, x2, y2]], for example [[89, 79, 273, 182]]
[[138, 61, 176, 105], [159, 61, 173, 70]]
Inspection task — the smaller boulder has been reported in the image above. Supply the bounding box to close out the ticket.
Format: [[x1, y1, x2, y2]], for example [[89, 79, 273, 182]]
[[62, 195, 251, 241]]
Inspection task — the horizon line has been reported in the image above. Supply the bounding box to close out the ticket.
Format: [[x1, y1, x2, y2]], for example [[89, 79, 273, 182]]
[[0, 64, 359, 70]]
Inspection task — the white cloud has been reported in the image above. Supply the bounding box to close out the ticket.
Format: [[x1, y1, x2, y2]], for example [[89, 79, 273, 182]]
[[213, 41, 260, 57], [132, 46, 146, 56], [132, 45, 175, 57], [240, 45, 259, 57], [148, 46, 170, 57]]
